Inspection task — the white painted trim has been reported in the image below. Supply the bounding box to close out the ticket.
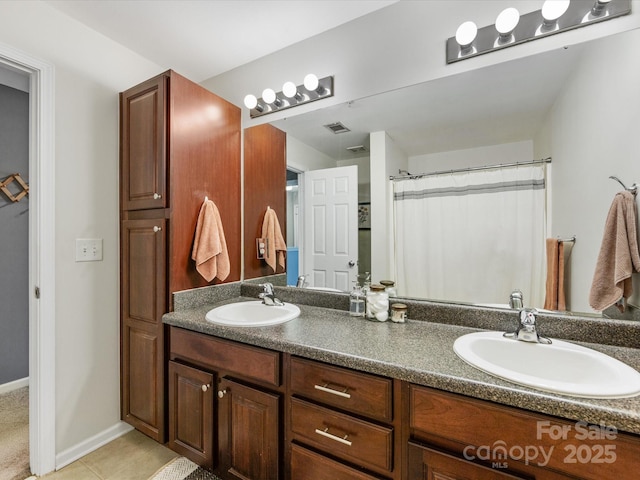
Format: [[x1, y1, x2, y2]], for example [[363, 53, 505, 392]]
[[0, 41, 56, 477], [55, 422, 134, 470], [0, 377, 29, 395]]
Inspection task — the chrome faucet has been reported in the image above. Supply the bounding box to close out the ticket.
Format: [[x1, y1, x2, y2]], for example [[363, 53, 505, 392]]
[[503, 308, 552, 344], [296, 274, 309, 288], [258, 282, 284, 306], [509, 289, 523, 310]]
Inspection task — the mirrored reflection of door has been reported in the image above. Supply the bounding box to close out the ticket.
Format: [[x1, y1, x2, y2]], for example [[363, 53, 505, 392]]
[[303, 165, 358, 291]]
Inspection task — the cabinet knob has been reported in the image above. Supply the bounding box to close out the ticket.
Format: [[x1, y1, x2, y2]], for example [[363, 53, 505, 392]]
[[201, 384, 210, 392], [153, 193, 162, 200], [153, 226, 162, 233], [217, 389, 227, 398]]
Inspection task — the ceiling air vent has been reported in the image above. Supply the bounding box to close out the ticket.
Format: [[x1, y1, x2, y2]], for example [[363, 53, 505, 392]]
[[346, 145, 367, 153], [324, 122, 350, 134]]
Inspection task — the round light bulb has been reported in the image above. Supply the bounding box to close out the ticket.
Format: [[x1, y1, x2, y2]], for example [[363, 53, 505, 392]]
[[303, 73, 319, 91], [243, 94, 257, 109], [495, 7, 520, 36], [262, 88, 276, 104], [282, 81, 297, 98], [542, 0, 570, 22], [455, 21, 478, 48]]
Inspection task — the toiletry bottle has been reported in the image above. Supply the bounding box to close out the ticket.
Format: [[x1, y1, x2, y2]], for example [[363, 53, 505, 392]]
[[349, 284, 366, 317]]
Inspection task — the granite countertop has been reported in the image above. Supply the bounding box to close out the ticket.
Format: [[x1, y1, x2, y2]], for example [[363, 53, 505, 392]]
[[163, 295, 640, 436]]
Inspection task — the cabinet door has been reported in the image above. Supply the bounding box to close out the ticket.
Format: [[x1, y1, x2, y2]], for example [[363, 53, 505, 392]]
[[218, 378, 280, 480], [168, 361, 215, 469], [121, 217, 167, 441], [407, 442, 527, 480], [121, 217, 166, 327], [120, 73, 167, 211]]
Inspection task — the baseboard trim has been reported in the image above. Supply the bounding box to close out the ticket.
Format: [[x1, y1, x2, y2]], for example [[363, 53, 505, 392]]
[[0, 377, 29, 395], [55, 421, 134, 470]]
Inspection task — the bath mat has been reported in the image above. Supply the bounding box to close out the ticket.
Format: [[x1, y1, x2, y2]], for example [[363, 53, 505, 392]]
[[148, 457, 221, 480]]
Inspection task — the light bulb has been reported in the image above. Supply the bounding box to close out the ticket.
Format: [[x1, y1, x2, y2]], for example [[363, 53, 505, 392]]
[[495, 8, 520, 36], [282, 81, 297, 98], [303, 74, 319, 91], [243, 94, 257, 110], [542, 0, 570, 23], [455, 21, 478, 48], [262, 88, 276, 104]]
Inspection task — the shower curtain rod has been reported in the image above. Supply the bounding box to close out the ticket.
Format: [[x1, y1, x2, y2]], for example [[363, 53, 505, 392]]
[[389, 157, 552, 181]]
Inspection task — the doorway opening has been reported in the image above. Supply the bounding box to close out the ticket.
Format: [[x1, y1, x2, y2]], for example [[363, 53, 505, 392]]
[[0, 44, 56, 476]]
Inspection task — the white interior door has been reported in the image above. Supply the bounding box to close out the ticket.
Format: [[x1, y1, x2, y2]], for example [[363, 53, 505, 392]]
[[303, 165, 358, 291]]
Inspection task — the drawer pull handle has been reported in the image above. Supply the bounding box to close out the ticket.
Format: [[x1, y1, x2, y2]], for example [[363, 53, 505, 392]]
[[153, 226, 162, 233], [314, 383, 351, 399], [314, 427, 352, 447], [153, 193, 162, 200]]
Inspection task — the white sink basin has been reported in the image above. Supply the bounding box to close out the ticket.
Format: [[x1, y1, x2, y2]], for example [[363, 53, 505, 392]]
[[205, 301, 300, 327], [454, 331, 640, 398]]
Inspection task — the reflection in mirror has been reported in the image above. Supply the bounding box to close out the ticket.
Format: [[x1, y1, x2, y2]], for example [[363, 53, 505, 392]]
[[271, 28, 640, 320]]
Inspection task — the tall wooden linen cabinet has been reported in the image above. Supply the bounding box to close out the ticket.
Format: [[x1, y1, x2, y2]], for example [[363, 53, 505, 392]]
[[119, 70, 241, 442]]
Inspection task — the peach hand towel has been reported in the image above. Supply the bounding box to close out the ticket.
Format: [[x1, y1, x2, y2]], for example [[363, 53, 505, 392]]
[[261, 207, 286, 273], [191, 199, 230, 282], [543, 238, 566, 311], [589, 191, 640, 312]]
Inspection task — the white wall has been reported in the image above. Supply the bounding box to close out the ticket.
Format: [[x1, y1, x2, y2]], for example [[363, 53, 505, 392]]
[[0, 0, 163, 461], [547, 28, 640, 313], [370, 132, 408, 282], [286, 135, 337, 172], [409, 141, 534, 173]]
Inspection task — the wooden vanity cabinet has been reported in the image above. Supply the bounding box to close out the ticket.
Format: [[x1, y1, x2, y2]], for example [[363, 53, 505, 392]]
[[288, 356, 400, 479], [168, 327, 283, 480], [119, 70, 241, 442], [409, 384, 640, 480]]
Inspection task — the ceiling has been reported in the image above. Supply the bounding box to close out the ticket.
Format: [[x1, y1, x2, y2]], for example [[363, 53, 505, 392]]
[[45, 0, 398, 82]]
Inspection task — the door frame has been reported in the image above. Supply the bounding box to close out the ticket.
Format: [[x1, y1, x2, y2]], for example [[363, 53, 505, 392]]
[[0, 42, 56, 475]]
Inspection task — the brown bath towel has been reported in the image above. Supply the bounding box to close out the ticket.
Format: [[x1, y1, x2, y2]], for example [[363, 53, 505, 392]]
[[544, 238, 566, 311], [589, 191, 640, 311], [191, 199, 230, 282], [261, 207, 286, 273]]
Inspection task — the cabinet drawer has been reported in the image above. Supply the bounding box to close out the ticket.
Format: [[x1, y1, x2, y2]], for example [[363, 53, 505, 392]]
[[291, 443, 384, 480], [408, 442, 526, 480], [290, 398, 393, 472], [169, 327, 280, 386], [290, 356, 392, 422]]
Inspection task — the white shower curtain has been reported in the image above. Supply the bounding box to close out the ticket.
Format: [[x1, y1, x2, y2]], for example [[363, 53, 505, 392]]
[[393, 165, 547, 308]]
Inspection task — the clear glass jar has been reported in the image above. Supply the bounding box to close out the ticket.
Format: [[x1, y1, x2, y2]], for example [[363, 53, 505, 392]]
[[349, 284, 366, 317], [390, 303, 407, 323], [380, 280, 397, 297], [366, 284, 389, 321]]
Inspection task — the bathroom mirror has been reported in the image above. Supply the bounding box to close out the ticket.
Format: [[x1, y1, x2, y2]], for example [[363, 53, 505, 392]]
[[266, 27, 640, 318]]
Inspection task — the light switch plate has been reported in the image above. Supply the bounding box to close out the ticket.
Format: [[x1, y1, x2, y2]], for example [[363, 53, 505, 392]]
[[75, 238, 103, 262]]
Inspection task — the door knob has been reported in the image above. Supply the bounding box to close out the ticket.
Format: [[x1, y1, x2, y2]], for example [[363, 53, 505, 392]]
[[153, 226, 162, 233], [348, 260, 356, 267], [201, 384, 210, 392], [153, 193, 162, 199], [218, 389, 227, 398]]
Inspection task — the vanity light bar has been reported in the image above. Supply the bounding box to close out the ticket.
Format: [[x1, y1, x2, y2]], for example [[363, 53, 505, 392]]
[[446, 0, 631, 64], [244, 75, 334, 119]]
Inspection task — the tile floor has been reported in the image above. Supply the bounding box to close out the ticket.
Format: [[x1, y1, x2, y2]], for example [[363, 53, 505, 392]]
[[37, 430, 178, 480]]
